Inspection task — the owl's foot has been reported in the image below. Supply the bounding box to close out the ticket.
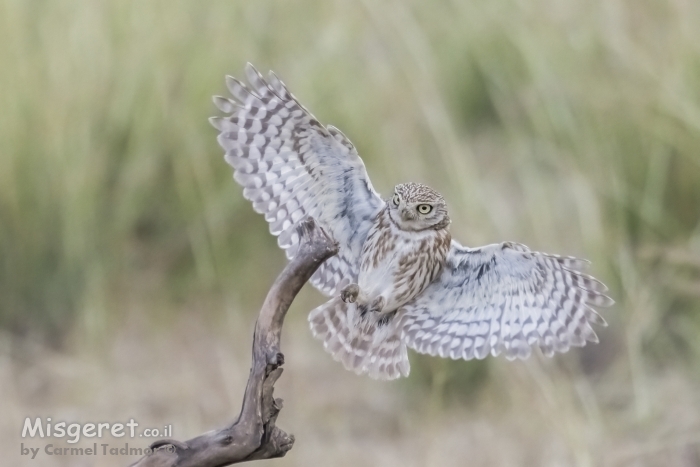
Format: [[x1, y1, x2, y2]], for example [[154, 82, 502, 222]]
[[340, 283, 360, 303], [368, 296, 385, 314]]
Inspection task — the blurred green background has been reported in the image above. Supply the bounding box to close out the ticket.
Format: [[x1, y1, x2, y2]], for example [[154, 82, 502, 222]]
[[2, 0, 699, 466]]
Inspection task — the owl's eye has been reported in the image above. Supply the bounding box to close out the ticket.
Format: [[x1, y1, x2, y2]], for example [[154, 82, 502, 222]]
[[392, 194, 400, 206], [417, 204, 432, 214]]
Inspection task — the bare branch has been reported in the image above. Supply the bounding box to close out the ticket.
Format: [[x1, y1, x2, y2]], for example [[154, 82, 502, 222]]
[[130, 217, 338, 467]]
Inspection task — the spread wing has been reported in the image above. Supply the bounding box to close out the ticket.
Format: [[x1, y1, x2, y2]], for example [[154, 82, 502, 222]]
[[400, 241, 613, 361], [211, 64, 384, 296]]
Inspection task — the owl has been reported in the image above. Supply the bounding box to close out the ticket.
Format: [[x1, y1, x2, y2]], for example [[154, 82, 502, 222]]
[[211, 64, 614, 380]]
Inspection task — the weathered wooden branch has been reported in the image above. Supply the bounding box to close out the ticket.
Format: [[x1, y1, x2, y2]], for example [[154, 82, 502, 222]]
[[130, 217, 338, 467]]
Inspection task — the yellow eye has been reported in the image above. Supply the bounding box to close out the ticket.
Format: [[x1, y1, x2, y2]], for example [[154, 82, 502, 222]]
[[417, 204, 432, 214], [392, 194, 400, 206]]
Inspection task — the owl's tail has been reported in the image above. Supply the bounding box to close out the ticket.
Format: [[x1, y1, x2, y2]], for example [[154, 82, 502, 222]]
[[308, 297, 410, 380]]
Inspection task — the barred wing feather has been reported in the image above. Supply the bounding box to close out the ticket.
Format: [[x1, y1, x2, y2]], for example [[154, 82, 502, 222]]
[[400, 241, 613, 361], [211, 64, 384, 296]]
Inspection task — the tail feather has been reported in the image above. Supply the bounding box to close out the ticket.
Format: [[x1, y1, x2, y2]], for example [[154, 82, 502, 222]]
[[309, 297, 410, 380], [364, 334, 410, 380]]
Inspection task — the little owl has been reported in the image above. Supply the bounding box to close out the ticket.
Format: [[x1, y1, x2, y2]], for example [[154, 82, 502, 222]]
[[210, 64, 613, 380]]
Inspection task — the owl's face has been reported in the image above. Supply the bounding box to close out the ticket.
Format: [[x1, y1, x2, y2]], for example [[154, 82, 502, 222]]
[[388, 182, 451, 231]]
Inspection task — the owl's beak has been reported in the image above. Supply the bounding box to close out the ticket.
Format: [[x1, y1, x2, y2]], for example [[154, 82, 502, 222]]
[[400, 208, 416, 221]]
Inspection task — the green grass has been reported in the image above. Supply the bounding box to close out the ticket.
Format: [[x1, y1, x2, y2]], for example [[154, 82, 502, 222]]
[[2, 1, 700, 465], [1, 0, 699, 397]]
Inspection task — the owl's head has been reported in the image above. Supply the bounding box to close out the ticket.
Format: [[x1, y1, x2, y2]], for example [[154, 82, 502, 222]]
[[388, 182, 451, 231]]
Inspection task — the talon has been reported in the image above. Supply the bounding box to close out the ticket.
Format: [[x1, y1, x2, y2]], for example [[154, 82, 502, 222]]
[[341, 284, 360, 303], [369, 296, 385, 313]]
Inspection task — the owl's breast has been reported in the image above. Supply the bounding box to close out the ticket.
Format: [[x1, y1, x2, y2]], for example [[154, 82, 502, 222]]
[[357, 208, 451, 311]]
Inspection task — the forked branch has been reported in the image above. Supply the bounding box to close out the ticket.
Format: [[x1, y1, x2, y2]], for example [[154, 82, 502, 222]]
[[130, 217, 338, 467]]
